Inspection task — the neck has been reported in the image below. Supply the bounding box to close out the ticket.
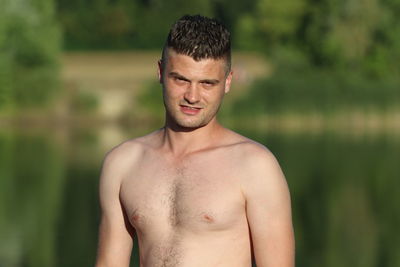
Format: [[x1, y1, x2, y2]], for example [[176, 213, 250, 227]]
[[161, 118, 223, 157]]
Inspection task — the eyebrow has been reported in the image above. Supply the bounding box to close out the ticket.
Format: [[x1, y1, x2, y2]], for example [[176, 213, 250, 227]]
[[168, 72, 220, 84], [169, 72, 190, 82], [199, 78, 220, 85]]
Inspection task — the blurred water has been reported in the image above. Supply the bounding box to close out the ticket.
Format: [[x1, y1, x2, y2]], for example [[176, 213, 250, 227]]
[[0, 125, 399, 267]]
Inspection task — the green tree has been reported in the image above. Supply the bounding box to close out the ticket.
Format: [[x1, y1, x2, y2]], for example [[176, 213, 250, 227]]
[[237, 0, 399, 76], [0, 0, 61, 108], [0, 2, 13, 108], [57, 0, 137, 49], [58, 0, 214, 49], [257, 0, 308, 43], [129, 0, 214, 49], [302, 0, 382, 67]]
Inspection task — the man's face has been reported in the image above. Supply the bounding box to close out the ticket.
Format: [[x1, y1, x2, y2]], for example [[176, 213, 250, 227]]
[[158, 49, 233, 129]]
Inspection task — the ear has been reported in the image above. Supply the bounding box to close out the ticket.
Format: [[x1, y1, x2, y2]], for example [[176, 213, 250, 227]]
[[157, 60, 163, 84], [224, 70, 233, 94]]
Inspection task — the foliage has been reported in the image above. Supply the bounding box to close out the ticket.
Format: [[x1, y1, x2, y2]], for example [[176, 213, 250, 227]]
[[57, 0, 214, 49], [233, 62, 400, 115], [69, 90, 99, 114], [56, 0, 400, 77], [242, 0, 400, 77], [136, 80, 164, 125], [0, 0, 61, 108]]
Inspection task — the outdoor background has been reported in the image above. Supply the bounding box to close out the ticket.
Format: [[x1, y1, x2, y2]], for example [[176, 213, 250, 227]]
[[1, 0, 400, 266]]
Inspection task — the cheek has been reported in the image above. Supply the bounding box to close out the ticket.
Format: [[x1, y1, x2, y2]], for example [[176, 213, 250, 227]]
[[203, 89, 224, 102], [164, 82, 186, 99]]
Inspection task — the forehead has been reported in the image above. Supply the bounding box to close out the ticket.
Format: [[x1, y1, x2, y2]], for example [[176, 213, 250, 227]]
[[164, 49, 227, 77]]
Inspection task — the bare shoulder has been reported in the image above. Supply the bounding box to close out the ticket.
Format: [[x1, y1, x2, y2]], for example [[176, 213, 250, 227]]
[[100, 130, 161, 183], [224, 129, 279, 166], [103, 138, 142, 170], [224, 130, 287, 194]]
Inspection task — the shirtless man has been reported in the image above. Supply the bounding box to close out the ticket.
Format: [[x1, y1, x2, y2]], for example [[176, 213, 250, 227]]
[[95, 15, 294, 267]]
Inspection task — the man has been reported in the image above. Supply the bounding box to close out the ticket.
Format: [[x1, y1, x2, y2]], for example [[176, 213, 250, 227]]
[[95, 15, 294, 267]]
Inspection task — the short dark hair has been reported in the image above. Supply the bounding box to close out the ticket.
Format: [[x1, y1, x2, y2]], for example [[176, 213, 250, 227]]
[[161, 14, 231, 72]]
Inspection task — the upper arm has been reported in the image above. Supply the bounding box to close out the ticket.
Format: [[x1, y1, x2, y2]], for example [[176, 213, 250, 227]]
[[243, 148, 295, 267], [95, 148, 135, 267]]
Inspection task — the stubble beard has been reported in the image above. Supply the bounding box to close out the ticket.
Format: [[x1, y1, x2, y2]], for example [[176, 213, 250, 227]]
[[164, 99, 222, 131]]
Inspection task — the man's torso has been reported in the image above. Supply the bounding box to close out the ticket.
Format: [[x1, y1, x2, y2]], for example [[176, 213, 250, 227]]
[[118, 132, 255, 266]]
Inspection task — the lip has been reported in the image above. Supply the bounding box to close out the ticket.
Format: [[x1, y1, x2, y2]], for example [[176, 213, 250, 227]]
[[180, 105, 202, 115]]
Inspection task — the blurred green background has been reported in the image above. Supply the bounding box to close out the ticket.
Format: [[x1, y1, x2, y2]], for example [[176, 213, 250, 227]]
[[1, 0, 400, 266]]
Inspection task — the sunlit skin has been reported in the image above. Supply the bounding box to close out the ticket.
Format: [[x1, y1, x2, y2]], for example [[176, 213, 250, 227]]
[[159, 49, 232, 131], [95, 48, 295, 267]]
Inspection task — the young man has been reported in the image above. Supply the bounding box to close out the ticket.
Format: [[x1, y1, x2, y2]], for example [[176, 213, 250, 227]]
[[95, 15, 294, 267]]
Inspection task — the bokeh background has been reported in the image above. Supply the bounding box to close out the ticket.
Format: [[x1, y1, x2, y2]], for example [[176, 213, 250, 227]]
[[1, 0, 400, 266]]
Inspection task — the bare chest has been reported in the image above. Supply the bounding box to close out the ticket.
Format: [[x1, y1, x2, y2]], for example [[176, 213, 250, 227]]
[[120, 156, 246, 234]]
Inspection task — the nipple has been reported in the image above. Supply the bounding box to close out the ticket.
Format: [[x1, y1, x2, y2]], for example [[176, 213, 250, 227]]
[[131, 210, 142, 223], [132, 214, 140, 221], [202, 213, 214, 223]]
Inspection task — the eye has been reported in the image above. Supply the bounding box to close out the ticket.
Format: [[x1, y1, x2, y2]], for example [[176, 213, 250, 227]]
[[202, 81, 216, 88], [174, 77, 188, 85]]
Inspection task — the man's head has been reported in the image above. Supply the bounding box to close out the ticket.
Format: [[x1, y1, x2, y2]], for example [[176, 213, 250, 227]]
[[158, 15, 233, 130]]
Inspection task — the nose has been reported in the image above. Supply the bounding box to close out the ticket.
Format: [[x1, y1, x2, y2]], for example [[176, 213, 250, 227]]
[[184, 83, 200, 104]]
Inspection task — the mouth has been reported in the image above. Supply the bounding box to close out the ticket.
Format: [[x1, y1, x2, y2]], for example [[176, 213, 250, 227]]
[[180, 105, 202, 115], [180, 105, 202, 109]]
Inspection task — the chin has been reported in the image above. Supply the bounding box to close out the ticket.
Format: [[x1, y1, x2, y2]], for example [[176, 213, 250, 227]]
[[166, 109, 215, 129], [171, 115, 211, 129], [175, 120, 205, 129]]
